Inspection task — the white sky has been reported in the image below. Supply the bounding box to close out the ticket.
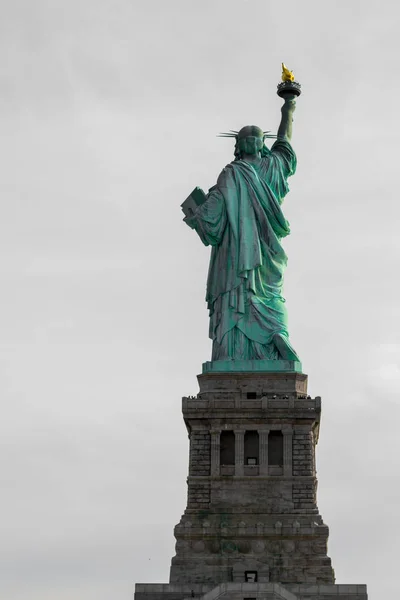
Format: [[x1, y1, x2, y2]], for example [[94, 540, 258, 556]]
[[1, 1, 399, 598]]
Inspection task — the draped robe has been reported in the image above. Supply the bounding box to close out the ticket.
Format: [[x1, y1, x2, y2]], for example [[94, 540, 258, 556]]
[[185, 139, 299, 362]]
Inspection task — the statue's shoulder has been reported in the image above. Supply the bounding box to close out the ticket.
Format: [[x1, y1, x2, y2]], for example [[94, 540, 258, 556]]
[[216, 162, 236, 186], [271, 138, 296, 156], [224, 160, 237, 170], [224, 160, 245, 173]]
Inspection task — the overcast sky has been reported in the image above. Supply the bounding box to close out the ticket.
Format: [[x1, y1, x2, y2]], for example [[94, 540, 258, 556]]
[[1, 1, 399, 599]]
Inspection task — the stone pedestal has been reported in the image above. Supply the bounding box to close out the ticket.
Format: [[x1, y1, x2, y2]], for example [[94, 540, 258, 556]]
[[134, 371, 368, 600]]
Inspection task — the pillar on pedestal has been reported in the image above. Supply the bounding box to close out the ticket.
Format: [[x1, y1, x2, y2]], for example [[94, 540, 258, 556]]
[[234, 430, 244, 476]]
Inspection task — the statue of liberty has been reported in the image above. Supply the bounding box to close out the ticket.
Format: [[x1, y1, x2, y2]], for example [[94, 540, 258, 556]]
[[182, 69, 301, 365]]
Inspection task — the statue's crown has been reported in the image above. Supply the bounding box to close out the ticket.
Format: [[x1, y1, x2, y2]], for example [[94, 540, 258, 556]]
[[217, 127, 276, 140]]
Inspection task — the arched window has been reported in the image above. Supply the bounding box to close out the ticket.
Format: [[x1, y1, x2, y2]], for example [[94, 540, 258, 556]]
[[220, 431, 235, 465], [268, 430, 283, 466], [244, 431, 259, 465]]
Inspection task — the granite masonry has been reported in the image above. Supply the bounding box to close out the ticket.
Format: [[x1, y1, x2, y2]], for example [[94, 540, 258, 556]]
[[134, 371, 368, 600]]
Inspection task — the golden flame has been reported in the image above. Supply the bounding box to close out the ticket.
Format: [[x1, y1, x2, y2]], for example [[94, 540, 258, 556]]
[[281, 63, 295, 82]]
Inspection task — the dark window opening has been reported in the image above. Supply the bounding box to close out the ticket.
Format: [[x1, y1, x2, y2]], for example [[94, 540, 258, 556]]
[[220, 431, 235, 465], [268, 430, 283, 466], [246, 392, 257, 399], [244, 431, 259, 465], [245, 571, 258, 583]]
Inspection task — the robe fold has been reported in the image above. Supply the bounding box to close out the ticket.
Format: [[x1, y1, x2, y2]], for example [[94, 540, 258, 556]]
[[185, 139, 299, 362]]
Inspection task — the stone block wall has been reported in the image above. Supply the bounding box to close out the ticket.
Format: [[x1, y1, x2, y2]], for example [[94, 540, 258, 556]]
[[187, 480, 211, 509], [209, 477, 294, 512], [292, 479, 317, 512], [292, 429, 314, 477], [189, 431, 211, 476]]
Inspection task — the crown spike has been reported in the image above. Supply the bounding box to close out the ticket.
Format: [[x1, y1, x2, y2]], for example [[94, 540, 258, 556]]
[[217, 132, 238, 138]]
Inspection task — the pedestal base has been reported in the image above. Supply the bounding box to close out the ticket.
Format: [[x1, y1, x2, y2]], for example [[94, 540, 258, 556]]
[[133, 371, 368, 600]]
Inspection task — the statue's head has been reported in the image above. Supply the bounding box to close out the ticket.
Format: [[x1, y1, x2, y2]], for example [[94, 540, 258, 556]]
[[218, 126, 275, 160], [237, 125, 264, 156]]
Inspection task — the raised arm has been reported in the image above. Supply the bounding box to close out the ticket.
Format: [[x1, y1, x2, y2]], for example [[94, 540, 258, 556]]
[[277, 96, 296, 141]]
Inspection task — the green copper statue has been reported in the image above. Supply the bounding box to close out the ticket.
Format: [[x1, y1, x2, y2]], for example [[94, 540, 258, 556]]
[[182, 68, 301, 365]]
